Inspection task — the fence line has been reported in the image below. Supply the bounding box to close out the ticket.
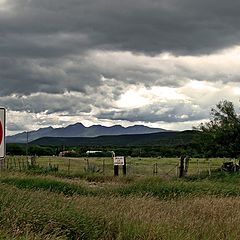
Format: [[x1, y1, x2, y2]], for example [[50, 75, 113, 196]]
[[1, 156, 229, 177]]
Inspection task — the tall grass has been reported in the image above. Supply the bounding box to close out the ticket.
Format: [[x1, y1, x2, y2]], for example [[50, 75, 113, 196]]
[[2, 171, 240, 199], [1, 168, 240, 239], [1, 184, 240, 239]]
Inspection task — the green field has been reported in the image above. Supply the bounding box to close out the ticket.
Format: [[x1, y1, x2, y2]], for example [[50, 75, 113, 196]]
[[4, 156, 228, 177], [1, 156, 240, 239]]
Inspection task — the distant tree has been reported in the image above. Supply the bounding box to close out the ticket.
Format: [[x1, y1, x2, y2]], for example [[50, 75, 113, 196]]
[[28, 145, 55, 156], [6, 144, 25, 155], [196, 100, 240, 158]]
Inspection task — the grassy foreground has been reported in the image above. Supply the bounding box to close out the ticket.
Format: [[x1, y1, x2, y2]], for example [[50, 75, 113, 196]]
[[1, 170, 240, 239]]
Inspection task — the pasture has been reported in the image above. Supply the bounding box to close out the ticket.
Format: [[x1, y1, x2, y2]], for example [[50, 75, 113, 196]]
[[4, 156, 227, 177], [0, 156, 240, 239]]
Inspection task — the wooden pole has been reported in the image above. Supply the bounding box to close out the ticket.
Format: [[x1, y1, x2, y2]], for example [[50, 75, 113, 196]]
[[197, 159, 200, 177], [114, 165, 119, 176], [86, 158, 89, 171], [208, 158, 211, 176], [14, 158, 16, 169], [123, 157, 127, 176], [68, 159, 71, 175], [18, 159, 21, 171], [0, 158, 3, 170], [179, 156, 185, 178], [184, 156, 189, 176], [153, 163, 158, 175], [6, 157, 8, 169], [26, 131, 29, 159], [102, 159, 105, 175]]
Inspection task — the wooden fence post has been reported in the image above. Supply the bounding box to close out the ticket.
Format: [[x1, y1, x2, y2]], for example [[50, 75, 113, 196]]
[[14, 157, 17, 169], [153, 163, 158, 175], [114, 165, 119, 176], [86, 158, 89, 171], [102, 159, 105, 175], [179, 156, 185, 177], [197, 159, 200, 177], [68, 159, 71, 175], [176, 163, 179, 177], [18, 159, 21, 171], [122, 157, 127, 176], [184, 156, 189, 176], [208, 158, 211, 176]]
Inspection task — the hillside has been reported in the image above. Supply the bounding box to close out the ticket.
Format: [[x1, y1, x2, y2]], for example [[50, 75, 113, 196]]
[[30, 130, 197, 146]]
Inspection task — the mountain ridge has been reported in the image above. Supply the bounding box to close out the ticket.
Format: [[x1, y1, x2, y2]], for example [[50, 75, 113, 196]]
[[7, 122, 169, 143], [30, 130, 196, 147]]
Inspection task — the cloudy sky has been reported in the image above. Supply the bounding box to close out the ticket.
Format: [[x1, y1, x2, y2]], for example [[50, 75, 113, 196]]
[[1, 0, 240, 135]]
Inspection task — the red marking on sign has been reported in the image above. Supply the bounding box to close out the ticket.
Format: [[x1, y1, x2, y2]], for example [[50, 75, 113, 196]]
[[0, 121, 2, 145]]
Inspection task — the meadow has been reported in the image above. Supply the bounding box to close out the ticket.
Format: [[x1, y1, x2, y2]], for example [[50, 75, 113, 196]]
[[0, 156, 240, 239], [4, 156, 227, 177]]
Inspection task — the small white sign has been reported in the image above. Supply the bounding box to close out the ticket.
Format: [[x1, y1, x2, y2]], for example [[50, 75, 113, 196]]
[[114, 156, 125, 166], [0, 108, 5, 158]]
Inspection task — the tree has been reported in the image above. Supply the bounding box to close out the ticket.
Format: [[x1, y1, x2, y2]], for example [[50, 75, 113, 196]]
[[196, 100, 240, 158]]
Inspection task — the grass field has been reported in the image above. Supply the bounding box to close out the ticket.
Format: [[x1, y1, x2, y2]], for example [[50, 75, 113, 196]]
[[4, 156, 229, 177], [1, 156, 239, 239]]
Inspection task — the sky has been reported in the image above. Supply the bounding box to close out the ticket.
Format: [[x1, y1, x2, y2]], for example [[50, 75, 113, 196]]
[[1, 0, 240, 135]]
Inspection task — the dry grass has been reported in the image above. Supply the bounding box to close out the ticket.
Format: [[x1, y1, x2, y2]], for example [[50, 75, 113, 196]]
[[0, 181, 240, 239], [72, 195, 240, 239], [1, 156, 238, 239]]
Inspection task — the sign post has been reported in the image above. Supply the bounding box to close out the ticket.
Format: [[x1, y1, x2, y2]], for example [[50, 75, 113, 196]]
[[0, 108, 6, 169], [113, 156, 126, 176]]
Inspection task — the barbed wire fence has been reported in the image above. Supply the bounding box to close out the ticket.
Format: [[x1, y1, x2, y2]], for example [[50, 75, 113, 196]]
[[1, 155, 229, 178]]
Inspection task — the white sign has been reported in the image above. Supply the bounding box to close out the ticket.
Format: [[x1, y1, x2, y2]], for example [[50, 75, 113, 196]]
[[114, 156, 125, 166], [0, 108, 5, 158]]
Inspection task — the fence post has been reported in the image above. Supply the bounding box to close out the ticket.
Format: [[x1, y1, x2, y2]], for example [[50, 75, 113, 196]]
[[86, 158, 89, 172], [68, 159, 71, 175], [14, 157, 17, 169], [179, 156, 185, 177], [184, 156, 189, 176], [153, 163, 158, 175], [122, 157, 127, 176], [102, 159, 105, 175], [114, 165, 119, 176], [197, 159, 200, 177], [18, 159, 21, 171], [208, 158, 211, 176], [0, 158, 4, 170]]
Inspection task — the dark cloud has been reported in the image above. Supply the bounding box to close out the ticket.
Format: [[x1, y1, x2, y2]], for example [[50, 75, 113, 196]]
[[1, 0, 240, 56], [0, 56, 104, 96], [1, 0, 240, 133]]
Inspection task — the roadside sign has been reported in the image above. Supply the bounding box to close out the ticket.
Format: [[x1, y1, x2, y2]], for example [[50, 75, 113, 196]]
[[0, 108, 5, 158], [114, 156, 125, 166]]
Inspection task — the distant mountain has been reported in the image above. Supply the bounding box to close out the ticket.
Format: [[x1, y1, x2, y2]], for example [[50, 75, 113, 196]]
[[7, 123, 169, 143], [30, 130, 197, 147]]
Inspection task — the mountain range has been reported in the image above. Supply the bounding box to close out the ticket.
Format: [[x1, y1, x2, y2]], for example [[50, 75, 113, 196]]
[[7, 123, 168, 143], [30, 130, 196, 147]]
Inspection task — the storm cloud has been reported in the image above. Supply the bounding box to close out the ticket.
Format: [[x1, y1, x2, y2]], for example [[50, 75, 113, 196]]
[[2, 0, 240, 55], [1, 0, 240, 134]]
